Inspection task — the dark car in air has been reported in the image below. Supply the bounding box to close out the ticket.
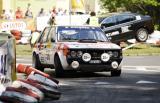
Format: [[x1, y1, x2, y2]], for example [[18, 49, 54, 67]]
[[100, 13, 154, 44]]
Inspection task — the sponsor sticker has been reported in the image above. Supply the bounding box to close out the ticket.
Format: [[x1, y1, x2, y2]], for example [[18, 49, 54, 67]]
[[0, 21, 26, 31], [136, 15, 142, 20], [121, 25, 131, 33]]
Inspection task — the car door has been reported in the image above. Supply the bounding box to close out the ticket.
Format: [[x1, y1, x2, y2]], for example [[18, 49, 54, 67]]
[[37, 27, 51, 64], [46, 26, 57, 65], [100, 15, 120, 41], [116, 14, 136, 41]]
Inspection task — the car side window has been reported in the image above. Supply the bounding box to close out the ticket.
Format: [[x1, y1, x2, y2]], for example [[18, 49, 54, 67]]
[[39, 27, 51, 43], [102, 16, 116, 27], [117, 15, 136, 24], [48, 27, 56, 42]]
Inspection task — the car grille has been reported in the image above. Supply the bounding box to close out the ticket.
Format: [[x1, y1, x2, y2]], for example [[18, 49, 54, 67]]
[[68, 49, 122, 60]]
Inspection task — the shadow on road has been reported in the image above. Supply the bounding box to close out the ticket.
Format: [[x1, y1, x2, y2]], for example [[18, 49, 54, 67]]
[[44, 68, 111, 78]]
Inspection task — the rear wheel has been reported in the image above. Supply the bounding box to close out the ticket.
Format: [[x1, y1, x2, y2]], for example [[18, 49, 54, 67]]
[[54, 55, 65, 77], [136, 28, 148, 42], [32, 54, 44, 71]]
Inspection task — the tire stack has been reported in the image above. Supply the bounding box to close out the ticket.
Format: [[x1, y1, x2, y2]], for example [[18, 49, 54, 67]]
[[0, 64, 61, 103], [10, 30, 22, 44], [10, 30, 31, 44]]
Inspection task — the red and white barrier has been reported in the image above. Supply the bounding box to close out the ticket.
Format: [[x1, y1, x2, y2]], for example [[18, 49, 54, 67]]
[[0, 87, 39, 103], [17, 64, 59, 84], [12, 80, 44, 101], [0, 64, 61, 102]]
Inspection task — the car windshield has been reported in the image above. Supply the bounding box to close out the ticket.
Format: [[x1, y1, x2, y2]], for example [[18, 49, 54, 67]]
[[57, 26, 109, 42]]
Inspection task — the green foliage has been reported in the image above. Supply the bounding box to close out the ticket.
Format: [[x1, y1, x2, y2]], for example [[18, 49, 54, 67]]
[[16, 44, 32, 57], [100, 0, 160, 30], [123, 43, 160, 56]]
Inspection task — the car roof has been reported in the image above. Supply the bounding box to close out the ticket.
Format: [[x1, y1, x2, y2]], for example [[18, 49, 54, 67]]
[[115, 12, 139, 16], [46, 25, 100, 28]]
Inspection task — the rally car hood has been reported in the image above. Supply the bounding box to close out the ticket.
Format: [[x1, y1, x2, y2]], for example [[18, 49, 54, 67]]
[[61, 42, 121, 49]]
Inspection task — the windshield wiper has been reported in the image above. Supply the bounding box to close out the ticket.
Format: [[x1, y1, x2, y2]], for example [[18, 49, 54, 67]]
[[78, 39, 97, 43], [96, 40, 105, 42]]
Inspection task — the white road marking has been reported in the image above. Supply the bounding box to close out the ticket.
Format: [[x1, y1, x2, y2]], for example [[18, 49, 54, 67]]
[[95, 82, 111, 85], [59, 82, 69, 86], [136, 80, 158, 84], [123, 66, 160, 72], [16, 58, 31, 62], [123, 66, 160, 68], [136, 66, 146, 71]]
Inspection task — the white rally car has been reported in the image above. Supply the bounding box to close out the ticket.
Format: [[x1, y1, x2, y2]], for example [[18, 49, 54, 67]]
[[32, 26, 123, 77]]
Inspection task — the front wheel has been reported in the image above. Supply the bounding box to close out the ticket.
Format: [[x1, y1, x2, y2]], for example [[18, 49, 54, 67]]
[[54, 55, 65, 77], [32, 54, 44, 71], [111, 65, 122, 77], [135, 28, 148, 42]]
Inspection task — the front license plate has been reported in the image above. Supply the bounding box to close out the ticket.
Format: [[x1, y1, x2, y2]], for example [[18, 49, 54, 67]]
[[89, 60, 101, 64]]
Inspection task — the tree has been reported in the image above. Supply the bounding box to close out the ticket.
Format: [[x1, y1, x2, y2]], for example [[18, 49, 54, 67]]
[[100, 0, 160, 30]]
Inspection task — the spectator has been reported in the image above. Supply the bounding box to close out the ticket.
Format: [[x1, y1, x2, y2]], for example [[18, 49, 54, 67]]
[[51, 7, 57, 17], [25, 8, 33, 18], [86, 11, 99, 26], [7, 10, 14, 20], [47, 7, 57, 25], [37, 8, 46, 17], [63, 9, 67, 15], [57, 8, 63, 16], [15, 7, 23, 19], [29, 30, 41, 48], [0, 10, 7, 19]]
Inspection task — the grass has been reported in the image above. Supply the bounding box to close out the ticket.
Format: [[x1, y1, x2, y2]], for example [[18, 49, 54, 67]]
[[16, 43, 160, 57], [16, 44, 32, 57], [122, 43, 160, 56]]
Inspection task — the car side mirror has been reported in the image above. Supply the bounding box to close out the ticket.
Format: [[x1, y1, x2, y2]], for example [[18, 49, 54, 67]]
[[51, 38, 55, 42]]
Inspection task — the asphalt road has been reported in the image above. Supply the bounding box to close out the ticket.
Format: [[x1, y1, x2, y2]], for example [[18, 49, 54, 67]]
[[17, 56, 160, 103]]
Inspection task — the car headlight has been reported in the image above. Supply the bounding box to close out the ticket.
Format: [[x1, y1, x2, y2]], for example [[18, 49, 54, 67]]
[[108, 51, 113, 57], [77, 51, 83, 57], [113, 51, 119, 57], [82, 53, 91, 62], [70, 51, 77, 57], [101, 53, 110, 62]]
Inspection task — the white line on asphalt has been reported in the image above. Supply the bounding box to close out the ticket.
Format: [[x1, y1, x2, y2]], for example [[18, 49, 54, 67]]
[[59, 82, 69, 86], [136, 80, 158, 84], [123, 66, 160, 68], [95, 82, 111, 85], [16, 58, 31, 62]]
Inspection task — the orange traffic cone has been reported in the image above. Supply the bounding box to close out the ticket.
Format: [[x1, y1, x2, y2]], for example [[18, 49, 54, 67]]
[[17, 64, 59, 84]]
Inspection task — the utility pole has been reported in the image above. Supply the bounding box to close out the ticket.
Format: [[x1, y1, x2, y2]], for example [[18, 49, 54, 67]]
[[69, 0, 71, 25]]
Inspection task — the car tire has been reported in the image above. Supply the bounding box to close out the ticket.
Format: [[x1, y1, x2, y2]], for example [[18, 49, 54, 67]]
[[54, 55, 64, 77], [111, 65, 122, 77], [136, 28, 148, 42], [32, 54, 44, 71]]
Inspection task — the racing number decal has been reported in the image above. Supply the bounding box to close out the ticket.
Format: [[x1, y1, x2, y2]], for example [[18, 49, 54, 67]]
[[121, 26, 131, 33]]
